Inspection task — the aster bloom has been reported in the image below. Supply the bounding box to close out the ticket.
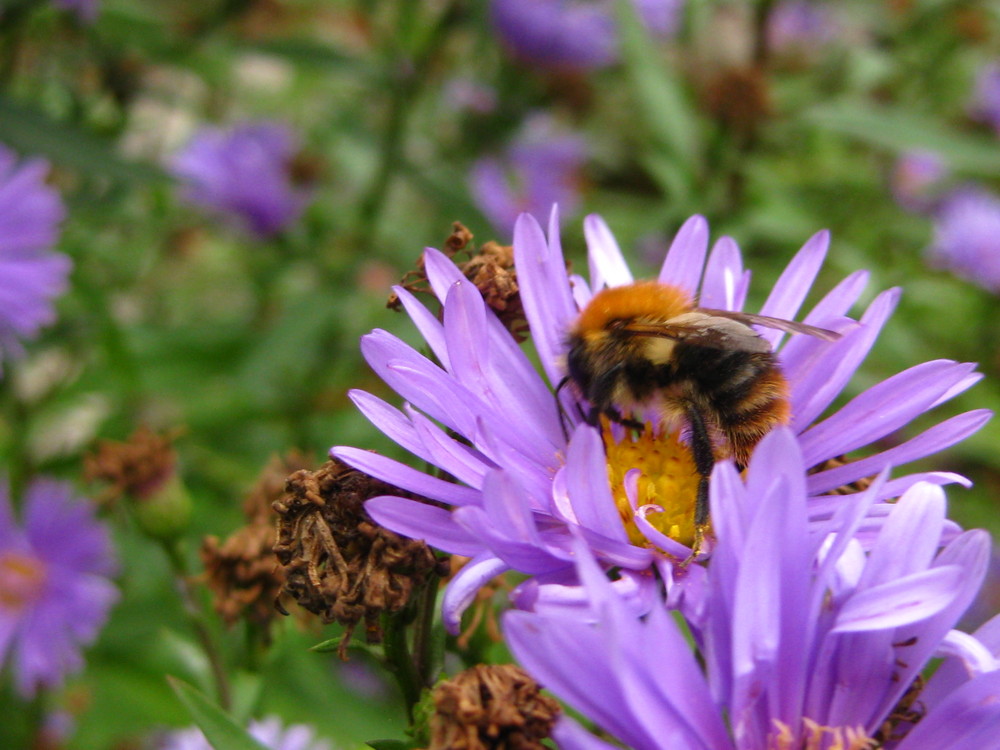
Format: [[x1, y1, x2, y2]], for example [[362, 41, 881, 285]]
[[159, 716, 332, 750], [0, 144, 70, 367], [766, 0, 837, 53], [51, 0, 99, 23], [169, 121, 312, 238], [891, 151, 948, 214], [490, 0, 682, 71], [505, 429, 999, 750], [334, 208, 987, 631], [926, 186, 1000, 293], [470, 115, 587, 238], [0, 479, 118, 698], [970, 61, 1000, 133]]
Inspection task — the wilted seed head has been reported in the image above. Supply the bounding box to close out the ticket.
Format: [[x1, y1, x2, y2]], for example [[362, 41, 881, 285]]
[[200, 452, 313, 633], [273, 458, 444, 657], [84, 426, 191, 539], [243, 450, 314, 522], [425, 664, 561, 750], [84, 426, 181, 505], [201, 522, 283, 632], [387, 222, 528, 342]]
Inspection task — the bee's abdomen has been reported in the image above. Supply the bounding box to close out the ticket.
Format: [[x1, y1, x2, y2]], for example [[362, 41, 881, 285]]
[[674, 344, 790, 464]]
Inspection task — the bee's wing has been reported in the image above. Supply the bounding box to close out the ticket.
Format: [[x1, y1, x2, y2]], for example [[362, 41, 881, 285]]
[[620, 313, 773, 353], [698, 308, 842, 341]]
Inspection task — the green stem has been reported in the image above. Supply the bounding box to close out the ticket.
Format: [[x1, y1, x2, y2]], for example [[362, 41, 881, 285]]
[[161, 539, 233, 711], [355, 1, 467, 234], [411, 575, 440, 688], [382, 610, 422, 721]]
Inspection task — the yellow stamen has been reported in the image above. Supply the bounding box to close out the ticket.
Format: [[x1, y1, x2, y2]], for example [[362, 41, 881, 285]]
[[0, 551, 47, 611], [602, 421, 702, 548]]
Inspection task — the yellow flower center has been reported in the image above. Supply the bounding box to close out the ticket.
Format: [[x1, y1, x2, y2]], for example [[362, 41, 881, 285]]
[[0, 551, 47, 611], [602, 422, 702, 548], [769, 719, 877, 750]]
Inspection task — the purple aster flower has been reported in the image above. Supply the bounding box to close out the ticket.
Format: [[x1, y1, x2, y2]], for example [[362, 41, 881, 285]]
[[0, 479, 118, 698], [334, 208, 987, 632], [892, 150, 948, 214], [491, 0, 683, 71], [470, 115, 587, 239], [505, 428, 998, 750], [0, 144, 70, 368], [158, 716, 333, 750], [970, 61, 1000, 133], [51, 0, 99, 23], [767, 1, 837, 52], [169, 121, 312, 238], [926, 186, 1000, 293]]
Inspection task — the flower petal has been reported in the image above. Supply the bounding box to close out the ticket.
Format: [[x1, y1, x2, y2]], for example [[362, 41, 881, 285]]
[[658, 214, 708, 295], [584, 213, 632, 289], [364, 496, 483, 556]]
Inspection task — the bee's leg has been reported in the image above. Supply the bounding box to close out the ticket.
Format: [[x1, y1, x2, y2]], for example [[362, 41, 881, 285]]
[[603, 406, 645, 432], [685, 404, 715, 561]]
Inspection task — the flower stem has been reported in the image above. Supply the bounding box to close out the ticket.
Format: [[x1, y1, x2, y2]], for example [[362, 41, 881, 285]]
[[160, 538, 233, 711], [382, 609, 423, 721]]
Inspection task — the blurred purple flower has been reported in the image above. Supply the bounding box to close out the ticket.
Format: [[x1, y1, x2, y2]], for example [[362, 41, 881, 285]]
[[767, 1, 837, 52], [334, 209, 986, 632], [505, 428, 999, 750], [51, 0, 98, 23], [0, 144, 70, 368], [159, 716, 332, 750], [971, 62, 1000, 133], [169, 121, 312, 238], [927, 186, 1000, 293], [491, 0, 683, 70], [0, 479, 118, 698], [470, 116, 587, 238], [892, 150, 948, 214]]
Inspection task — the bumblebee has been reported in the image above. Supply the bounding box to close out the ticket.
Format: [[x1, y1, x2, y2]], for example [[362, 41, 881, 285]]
[[562, 281, 840, 542]]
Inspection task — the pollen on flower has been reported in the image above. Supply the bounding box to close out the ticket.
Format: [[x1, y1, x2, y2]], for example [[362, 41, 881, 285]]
[[602, 422, 702, 548], [769, 718, 877, 750], [0, 552, 47, 611]]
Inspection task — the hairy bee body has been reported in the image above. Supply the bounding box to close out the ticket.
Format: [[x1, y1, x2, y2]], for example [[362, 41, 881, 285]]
[[565, 281, 837, 532]]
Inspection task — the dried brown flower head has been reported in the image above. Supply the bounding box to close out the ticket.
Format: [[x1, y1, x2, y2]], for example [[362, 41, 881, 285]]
[[273, 458, 445, 657], [243, 451, 314, 522], [387, 222, 528, 342], [200, 452, 314, 633], [84, 426, 181, 506], [702, 65, 772, 138], [201, 521, 283, 631], [426, 665, 560, 750]]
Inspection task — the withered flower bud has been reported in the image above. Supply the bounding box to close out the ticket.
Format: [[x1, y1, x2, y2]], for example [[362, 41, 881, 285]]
[[387, 222, 528, 342], [273, 458, 445, 657], [84, 426, 191, 539], [426, 665, 561, 750], [200, 452, 313, 634], [243, 450, 314, 522], [702, 65, 772, 138], [201, 522, 283, 632]]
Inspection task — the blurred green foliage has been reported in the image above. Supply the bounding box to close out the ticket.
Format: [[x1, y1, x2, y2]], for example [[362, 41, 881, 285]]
[[1, 0, 1000, 747]]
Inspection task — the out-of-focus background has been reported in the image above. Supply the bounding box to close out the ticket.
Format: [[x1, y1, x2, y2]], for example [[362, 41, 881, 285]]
[[1, 1, 999, 747]]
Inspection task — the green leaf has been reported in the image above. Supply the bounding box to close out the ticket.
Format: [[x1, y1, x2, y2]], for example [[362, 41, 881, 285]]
[[309, 636, 345, 654], [167, 677, 268, 750], [0, 96, 167, 184], [366, 740, 415, 750], [614, 0, 699, 198], [804, 102, 1000, 175]]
